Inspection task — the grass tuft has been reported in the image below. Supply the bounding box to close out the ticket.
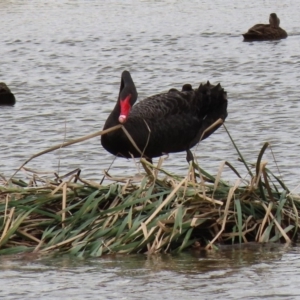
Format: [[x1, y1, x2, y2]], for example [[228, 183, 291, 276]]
[[0, 152, 298, 257], [0, 125, 299, 257]]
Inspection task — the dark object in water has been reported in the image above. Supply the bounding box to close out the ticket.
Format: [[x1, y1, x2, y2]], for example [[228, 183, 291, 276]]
[[242, 13, 288, 41], [0, 83, 16, 106], [101, 71, 228, 163]]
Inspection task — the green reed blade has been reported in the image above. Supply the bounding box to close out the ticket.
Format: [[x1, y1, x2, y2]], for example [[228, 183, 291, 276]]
[[234, 199, 243, 244]]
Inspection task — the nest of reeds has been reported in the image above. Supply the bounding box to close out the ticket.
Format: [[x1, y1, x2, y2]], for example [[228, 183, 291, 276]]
[[0, 124, 299, 257]]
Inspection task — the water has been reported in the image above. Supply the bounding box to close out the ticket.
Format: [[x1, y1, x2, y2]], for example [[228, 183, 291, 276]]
[[0, 244, 300, 299], [1, 0, 300, 298], [1, 0, 300, 188]]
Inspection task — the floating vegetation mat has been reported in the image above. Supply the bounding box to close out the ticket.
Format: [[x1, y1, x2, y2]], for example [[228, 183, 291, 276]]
[[1, 146, 300, 257], [0, 124, 300, 257]]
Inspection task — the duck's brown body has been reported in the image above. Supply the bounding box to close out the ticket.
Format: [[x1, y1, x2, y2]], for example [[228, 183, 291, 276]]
[[101, 71, 228, 162], [243, 13, 287, 41]]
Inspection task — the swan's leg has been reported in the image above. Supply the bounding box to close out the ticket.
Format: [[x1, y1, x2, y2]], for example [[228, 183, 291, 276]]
[[145, 157, 153, 164], [186, 149, 198, 182], [186, 149, 194, 163]]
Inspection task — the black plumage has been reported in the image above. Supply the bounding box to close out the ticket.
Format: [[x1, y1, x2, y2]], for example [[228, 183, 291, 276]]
[[0, 83, 16, 106], [101, 71, 228, 163]]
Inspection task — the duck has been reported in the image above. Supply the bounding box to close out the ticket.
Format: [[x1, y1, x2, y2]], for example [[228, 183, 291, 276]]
[[242, 13, 288, 41], [0, 83, 16, 106], [101, 71, 228, 163]]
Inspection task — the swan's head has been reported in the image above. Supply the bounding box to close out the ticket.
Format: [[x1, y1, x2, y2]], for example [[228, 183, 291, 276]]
[[119, 94, 132, 123], [118, 70, 138, 124]]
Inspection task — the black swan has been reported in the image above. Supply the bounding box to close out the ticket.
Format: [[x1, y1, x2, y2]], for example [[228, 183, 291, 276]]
[[101, 71, 228, 163], [0, 83, 16, 106], [243, 13, 288, 41]]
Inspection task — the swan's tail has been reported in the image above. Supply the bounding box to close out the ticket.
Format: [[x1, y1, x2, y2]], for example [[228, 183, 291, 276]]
[[197, 81, 228, 141]]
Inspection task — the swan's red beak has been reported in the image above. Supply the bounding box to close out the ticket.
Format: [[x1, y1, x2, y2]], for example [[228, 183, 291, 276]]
[[118, 115, 127, 123], [119, 94, 131, 124]]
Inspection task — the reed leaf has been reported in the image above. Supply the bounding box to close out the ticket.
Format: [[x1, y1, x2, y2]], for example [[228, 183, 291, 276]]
[[223, 123, 253, 176], [234, 199, 243, 244], [0, 208, 35, 248], [176, 228, 194, 252]]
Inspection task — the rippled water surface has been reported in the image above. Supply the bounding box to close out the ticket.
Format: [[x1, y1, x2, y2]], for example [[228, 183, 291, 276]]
[[1, 0, 300, 298], [1, 0, 300, 187], [1, 244, 300, 300]]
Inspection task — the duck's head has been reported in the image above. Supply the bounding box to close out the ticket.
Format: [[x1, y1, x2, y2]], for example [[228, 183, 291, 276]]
[[269, 13, 280, 28]]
